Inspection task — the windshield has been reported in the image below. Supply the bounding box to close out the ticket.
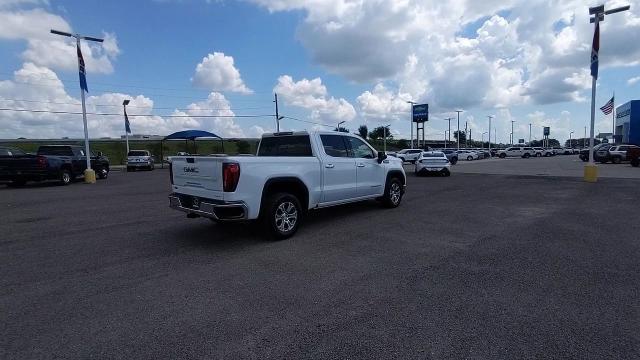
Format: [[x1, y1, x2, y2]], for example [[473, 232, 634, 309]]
[[128, 151, 148, 156]]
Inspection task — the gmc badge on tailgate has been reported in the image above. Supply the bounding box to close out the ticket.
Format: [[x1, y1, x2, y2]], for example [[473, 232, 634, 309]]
[[183, 166, 199, 174]]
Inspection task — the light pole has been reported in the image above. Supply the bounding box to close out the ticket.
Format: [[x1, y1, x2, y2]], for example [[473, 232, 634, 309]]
[[570, 131, 574, 148], [487, 115, 493, 153], [51, 29, 104, 183], [444, 130, 448, 149], [123, 99, 130, 154], [406, 101, 416, 148], [586, 4, 630, 182], [482, 132, 487, 149], [584, 126, 587, 148], [445, 117, 453, 146], [383, 124, 390, 153], [511, 120, 515, 145], [455, 110, 463, 150], [529, 123, 532, 145], [337, 120, 345, 132]]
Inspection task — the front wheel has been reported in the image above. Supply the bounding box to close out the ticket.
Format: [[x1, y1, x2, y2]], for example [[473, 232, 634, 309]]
[[441, 168, 451, 177], [523, 153, 531, 158], [499, 153, 506, 158], [612, 157, 622, 164], [60, 169, 72, 185], [467, 156, 473, 161], [97, 168, 109, 179], [262, 193, 302, 240], [383, 177, 403, 208]]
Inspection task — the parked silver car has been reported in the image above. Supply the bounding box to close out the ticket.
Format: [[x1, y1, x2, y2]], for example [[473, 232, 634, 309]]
[[415, 151, 451, 176], [127, 150, 154, 171]]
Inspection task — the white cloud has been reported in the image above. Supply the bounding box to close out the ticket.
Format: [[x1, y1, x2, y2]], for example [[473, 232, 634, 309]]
[[192, 52, 252, 94], [0, 63, 245, 139], [0, 8, 120, 74], [356, 83, 410, 120], [274, 75, 356, 123], [628, 76, 640, 86]]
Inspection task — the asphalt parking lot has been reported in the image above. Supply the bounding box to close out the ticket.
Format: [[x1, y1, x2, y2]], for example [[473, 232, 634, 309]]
[[2, 163, 639, 359]]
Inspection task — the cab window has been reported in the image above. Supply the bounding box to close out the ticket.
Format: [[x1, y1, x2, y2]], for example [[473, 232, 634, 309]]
[[320, 135, 350, 158]]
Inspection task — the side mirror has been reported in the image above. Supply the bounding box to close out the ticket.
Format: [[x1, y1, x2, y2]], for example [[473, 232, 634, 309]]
[[377, 151, 387, 163]]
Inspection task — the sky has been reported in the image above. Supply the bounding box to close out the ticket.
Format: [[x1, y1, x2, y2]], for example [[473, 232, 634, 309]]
[[1, 0, 639, 144]]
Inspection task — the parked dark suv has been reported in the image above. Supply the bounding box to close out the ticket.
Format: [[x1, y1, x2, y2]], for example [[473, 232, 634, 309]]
[[440, 149, 458, 165]]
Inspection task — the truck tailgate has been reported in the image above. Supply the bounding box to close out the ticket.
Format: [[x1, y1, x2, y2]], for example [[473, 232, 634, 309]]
[[171, 156, 224, 192]]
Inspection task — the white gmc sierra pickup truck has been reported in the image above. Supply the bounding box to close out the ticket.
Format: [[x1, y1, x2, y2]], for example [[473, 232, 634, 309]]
[[169, 131, 406, 239]]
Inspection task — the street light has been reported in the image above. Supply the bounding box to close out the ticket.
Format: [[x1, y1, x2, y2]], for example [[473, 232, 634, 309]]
[[482, 132, 488, 149], [586, 3, 630, 182], [337, 120, 345, 132], [455, 110, 463, 150], [487, 115, 493, 153], [51, 29, 104, 184], [406, 101, 416, 148], [511, 120, 516, 145], [444, 130, 449, 149], [570, 131, 574, 148], [529, 123, 532, 145], [445, 117, 453, 145], [123, 99, 130, 154], [383, 124, 390, 153]]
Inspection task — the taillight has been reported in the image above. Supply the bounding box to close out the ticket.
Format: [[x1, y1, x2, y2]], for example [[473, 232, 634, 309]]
[[36, 156, 47, 168], [169, 162, 174, 185], [222, 163, 240, 192]]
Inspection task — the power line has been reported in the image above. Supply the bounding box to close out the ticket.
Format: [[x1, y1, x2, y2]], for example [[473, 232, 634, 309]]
[[282, 116, 334, 128], [0, 107, 274, 118], [0, 98, 272, 111]]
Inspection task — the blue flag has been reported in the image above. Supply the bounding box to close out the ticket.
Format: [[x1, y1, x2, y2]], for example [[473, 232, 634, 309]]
[[591, 22, 600, 79], [77, 43, 88, 92], [124, 108, 131, 134]]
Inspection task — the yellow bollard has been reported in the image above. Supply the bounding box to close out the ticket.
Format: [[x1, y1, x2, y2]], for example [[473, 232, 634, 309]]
[[583, 164, 598, 183], [84, 169, 96, 184]]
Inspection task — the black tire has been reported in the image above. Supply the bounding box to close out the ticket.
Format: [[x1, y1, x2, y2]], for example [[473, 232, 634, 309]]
[[262, 192, 302, 240], [612, 156, 622, 164], [536, 153, 542, 157], [382, 177, 403, 208], [450, 157, 458, 165], [467, 156, 473, 161], [499, 153, 506, 158], [523, 153, 530, 158], [60, 168, 72, 185], [442, 168, 451, 177], [97, 168, 109, 179], [631, 159, 639, 167], [149, 164, 155, 171]]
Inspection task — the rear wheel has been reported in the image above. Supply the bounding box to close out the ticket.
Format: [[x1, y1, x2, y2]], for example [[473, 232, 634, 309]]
[[631, 158, 639, 167], [60, 169, 72, 185], [450, 157, 458, 165], [441, 168, 451, 177], [97, 168, 109, 179], [382, 177, 403, 208], [612, 156, 622, 164], [467, 156, 473, 161], [523, 153, 531, 158], [499, 153, 506, 158], [262, 192, 302, 240]]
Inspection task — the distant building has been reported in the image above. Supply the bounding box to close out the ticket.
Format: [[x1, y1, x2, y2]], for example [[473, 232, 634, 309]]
[[615, 100, 640, 145]]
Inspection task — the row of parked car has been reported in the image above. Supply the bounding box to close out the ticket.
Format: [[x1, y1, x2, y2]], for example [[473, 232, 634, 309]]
[[579, 143, 640, 166], [390, 145, 579, 163]]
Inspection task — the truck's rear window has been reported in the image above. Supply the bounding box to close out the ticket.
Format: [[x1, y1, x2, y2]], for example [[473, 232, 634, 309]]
[[257, 135, 312, 157], [128, 151, 148, 156], [37, 146, 74, 156]]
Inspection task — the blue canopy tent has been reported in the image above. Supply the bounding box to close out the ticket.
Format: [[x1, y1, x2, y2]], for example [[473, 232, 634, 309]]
[[162, 130, 224, 167]]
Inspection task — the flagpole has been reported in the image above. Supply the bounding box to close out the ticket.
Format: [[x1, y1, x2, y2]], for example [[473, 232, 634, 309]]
[[76, 37, 92, 173], [612, 92, 615, 144]]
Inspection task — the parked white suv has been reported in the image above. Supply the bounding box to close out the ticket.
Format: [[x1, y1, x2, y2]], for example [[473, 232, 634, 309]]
[[169, 131, 406, 239], [608, 145, 640, 164], [127, 150, 154, 171], [533, 147, 553, 157], [396, 149, 424, 163], [497, 147, 536, 158]]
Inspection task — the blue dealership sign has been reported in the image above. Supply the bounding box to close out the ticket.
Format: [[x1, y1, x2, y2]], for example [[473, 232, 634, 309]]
[[412, 104, 428, 123]]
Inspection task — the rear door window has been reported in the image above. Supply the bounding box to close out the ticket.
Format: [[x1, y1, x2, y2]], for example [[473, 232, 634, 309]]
[[257, 135, 313, 157], [320, 135, 350, 158]]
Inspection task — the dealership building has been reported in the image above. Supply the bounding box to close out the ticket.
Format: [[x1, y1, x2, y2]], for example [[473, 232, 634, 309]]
[[615, 100, 640, 145]]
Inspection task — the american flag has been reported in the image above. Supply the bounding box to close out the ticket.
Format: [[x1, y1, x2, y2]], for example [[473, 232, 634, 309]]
[[124, 107, 131, 134], [600, 96, 614, 115], [77, 43, 88, 92]]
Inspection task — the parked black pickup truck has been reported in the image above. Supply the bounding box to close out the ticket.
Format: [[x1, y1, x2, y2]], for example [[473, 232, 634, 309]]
[[579, 143, 612, 162], [0, 145, 109, 186]]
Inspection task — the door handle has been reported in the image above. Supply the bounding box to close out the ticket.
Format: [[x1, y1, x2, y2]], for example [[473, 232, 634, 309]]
[[325, 164, 334, 168], [357, 163, 365, 167]]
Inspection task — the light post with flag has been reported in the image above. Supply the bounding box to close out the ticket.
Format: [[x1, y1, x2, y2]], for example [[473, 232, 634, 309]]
[[585, 4, 630, 182], [50, 29, 104, 184], [123, 99, 131, 154]]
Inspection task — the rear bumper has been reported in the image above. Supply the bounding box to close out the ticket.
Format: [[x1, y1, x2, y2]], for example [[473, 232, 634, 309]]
[[169, 194, 248, 221]]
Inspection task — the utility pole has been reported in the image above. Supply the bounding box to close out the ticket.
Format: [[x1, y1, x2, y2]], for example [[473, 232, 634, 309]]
[[455, 110, 463, 150], [51, 29, 103, 184], [529, 123, 532, 145], [570, 131, 574, 147], [482, 132, 487, 149], [586, 4, 630, 182], [274, 93, 280, 132]]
